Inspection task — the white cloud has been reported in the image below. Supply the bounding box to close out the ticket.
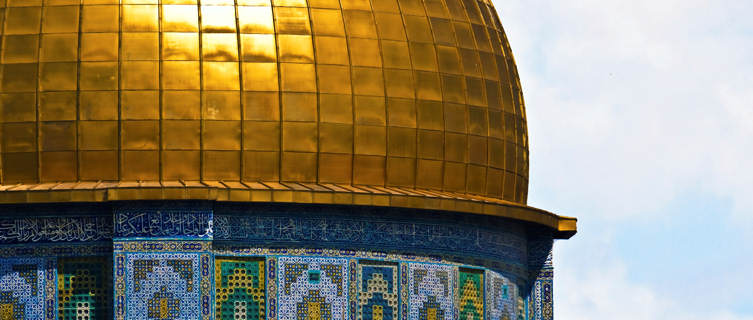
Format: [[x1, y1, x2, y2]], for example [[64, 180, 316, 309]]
[[497, 0, 753, 222], [491, 0, 753, 318], [556, 240, 753, 320]]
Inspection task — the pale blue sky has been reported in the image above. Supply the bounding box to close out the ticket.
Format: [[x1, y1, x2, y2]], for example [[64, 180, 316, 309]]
[[490, 0, 753, 318]]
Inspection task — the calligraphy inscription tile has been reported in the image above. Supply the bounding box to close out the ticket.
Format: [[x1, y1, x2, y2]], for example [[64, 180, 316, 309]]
[[407, 263, 454, 320], [0, 257, 47, 320], [277, 257, 349, 320], [485, 271, 520, 320], [115, 209, 213, 239], [0, 216, 113, 244], [124, 253, 201, 320]]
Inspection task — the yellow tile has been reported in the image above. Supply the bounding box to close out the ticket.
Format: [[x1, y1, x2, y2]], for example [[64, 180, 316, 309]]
[[318, 153, 352, 184], [0, 93, 36, 122], [242, 62, 278, 91], [122, 5, 158, 32], [39, 92, 76, 121], [353, 155, 384, 185], [387, 127, 416, 157], [319, 123, 353, 153], [280, 63, 316, 92], [243, 121, 279, 151], [354, 125, 386, 156], [162, 150, 201, 180], [202, 33, 239, 62], [80, 91, 118, 120], [81, 33, 119, 61], [122, 150, 160, 180], [201, 6, 237, 33], [81, 5, 119, 32], [343, 10, 377, 38], [122, 61, 159, 90], [277, 34, 314, 63], [243, 151, 279, 181], [310, 8, 344, 36], [384, 69, 414, 99], [314, 36, 349, 65], [243, 92, 280, 121], [1, 64, 38, 92], [79, 121, 118, 150], [274, 7, 310, 35], [282, 92, 317, 121], [121, 90, 159, 120], [2, 123, 37, 152], [39, 62, 77, 91], [122, 120, 159, 150], [203, 151, 241, 180], [351, 67, 384, 96], [40, 34, 78, 62], [386, 156, 415, 187], [40, 151, 76, 182], [240, 34, 276, 62], [122, 32, 159, 60], [4, 7, 41, 34], [317, 65, 352, 94], [162, 5, 198, 32], [162, 120, 200, 149], [386, 98, 415, 128], [42, 5, 78, 33], [162, 61, 200, 90], [203, 121, 241, 150], [2, 35, 39, 63], [204, 91, 241, 120], [162, 32, 200, 61], [280, 152, 316, 182], [238, 6, 274, 34], [319, 94, 353, 124], [203, 62, 240, 90], [282, 122, 317, 152], [354, 95, 385, 126], [348, 38, 381, 67], [163, 91, 201, 120]]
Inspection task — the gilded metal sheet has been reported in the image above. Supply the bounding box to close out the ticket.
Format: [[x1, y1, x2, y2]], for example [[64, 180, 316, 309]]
[[0, 0, 547, 222]]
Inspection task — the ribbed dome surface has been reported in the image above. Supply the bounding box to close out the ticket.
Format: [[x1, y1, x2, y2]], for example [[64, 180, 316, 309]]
[[0, 0, 530, 204]]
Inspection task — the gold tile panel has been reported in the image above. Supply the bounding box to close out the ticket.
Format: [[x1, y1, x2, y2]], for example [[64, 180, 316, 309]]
[[0, 0, 572, 234]]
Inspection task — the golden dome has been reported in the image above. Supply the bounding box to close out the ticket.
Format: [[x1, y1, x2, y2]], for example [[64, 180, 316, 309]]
[[0, 0, 574, 236]]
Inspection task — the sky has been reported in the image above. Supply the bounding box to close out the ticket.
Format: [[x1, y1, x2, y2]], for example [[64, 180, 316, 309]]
[[490, 0, 753, 318]]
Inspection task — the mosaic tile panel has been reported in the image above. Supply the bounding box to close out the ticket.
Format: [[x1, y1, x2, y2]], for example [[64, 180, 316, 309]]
[[215, 257, 265, 320], [124, 253, 201, 320], [356, 261, 399, 320], [58, 257, 113, 320], [528, 242, 553, 320], [0, 257, 52, 320], [277, 257, 349, 320], [458, 269, 484, 320], [407, 263, 454, 320], [485, 271, 519, 320]]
